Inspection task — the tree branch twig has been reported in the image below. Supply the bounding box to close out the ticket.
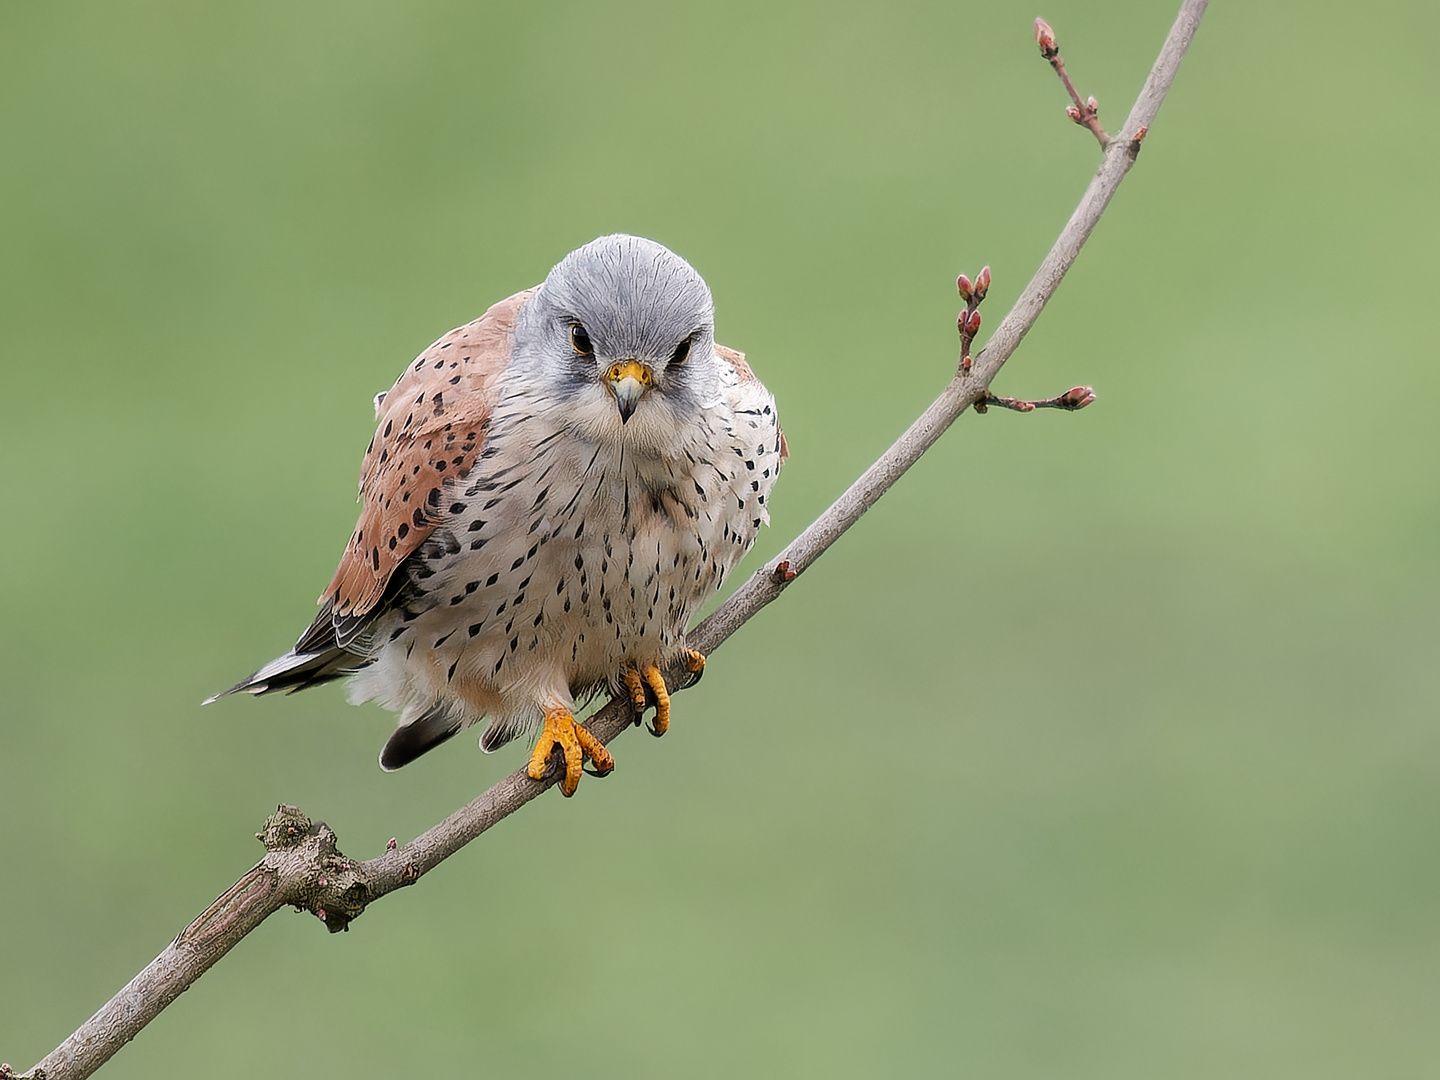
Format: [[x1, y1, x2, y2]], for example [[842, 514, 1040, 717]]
[[15, 4, 1206, 1076], [1035, 17, 1109, 146]]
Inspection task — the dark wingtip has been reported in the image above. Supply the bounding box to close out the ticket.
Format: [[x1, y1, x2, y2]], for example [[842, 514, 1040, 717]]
[[380, 706, 464, 770]]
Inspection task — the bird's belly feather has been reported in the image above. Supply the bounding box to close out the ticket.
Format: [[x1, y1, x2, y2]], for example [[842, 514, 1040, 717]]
[[348, 394, 781, 741]]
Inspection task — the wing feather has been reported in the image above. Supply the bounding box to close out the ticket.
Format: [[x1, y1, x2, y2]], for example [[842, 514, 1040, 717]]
[[321, 287, 537, 622]]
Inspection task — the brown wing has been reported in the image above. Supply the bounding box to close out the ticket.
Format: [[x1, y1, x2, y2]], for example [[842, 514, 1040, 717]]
[[321, 287, 537, 623], [715, 342, 788, 464]]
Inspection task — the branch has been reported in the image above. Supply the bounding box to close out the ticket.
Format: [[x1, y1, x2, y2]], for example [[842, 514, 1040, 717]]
[[15, 4, 1206, 1076]]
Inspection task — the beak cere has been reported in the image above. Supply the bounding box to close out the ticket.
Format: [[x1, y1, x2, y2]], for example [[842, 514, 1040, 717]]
[[606, 359, 652, 423]]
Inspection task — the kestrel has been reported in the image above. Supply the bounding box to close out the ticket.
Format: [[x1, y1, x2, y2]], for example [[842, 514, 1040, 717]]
[[210, 235, 785, 795]]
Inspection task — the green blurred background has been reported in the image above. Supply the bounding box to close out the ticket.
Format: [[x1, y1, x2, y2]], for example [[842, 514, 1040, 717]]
[[3, 1, 1437, 1075]]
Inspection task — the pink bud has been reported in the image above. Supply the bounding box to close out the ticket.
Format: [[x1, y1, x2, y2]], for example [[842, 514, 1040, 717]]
[[1066, 105, 1082, 123], [1034, 18, 1058, 57], [967, 310, 982, 334], [956, 312, 968, 335], [1086, 96, 1098, 113], [387, 837, 398, 850], [956, 273, 973, 300], [974, 265, 991, 302], [1061, 386, 1096, 409]]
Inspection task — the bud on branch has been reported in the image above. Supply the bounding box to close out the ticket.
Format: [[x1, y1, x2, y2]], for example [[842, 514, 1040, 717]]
[[1034, 18, 1058, 59], [956, 265, 991, 373]]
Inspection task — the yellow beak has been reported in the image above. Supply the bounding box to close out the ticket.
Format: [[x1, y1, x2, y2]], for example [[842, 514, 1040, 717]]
[[605, 359, 653, 423]]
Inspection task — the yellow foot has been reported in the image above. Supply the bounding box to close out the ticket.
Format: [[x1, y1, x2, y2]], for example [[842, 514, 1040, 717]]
[[621, 668, 648, 714], [527, 706, 613, 797], [642, 664, 672, 737], [621, 651, 707, 736]]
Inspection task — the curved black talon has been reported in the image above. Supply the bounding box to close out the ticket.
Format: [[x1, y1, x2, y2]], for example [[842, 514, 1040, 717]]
[[540, 746, 567, 783]]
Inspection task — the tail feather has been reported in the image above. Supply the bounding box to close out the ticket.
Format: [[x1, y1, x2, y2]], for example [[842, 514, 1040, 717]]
[[203, 646, 362, 704], [207, 592, 376, 705]]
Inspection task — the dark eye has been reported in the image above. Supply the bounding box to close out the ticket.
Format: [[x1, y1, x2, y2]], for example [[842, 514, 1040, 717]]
[[670, 336, 692, 366], [570, 324, 593, 356]]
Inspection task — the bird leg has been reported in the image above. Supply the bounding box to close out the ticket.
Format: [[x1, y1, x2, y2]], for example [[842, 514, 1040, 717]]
[[621, 650, 706, 737], [527, 706, 613, 797]]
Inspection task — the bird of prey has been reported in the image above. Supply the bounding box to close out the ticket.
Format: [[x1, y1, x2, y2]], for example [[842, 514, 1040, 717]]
[[209, 235, 785, 796]]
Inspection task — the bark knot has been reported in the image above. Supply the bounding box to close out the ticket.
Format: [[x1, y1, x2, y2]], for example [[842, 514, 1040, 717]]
[[256, 805, 372, 933]]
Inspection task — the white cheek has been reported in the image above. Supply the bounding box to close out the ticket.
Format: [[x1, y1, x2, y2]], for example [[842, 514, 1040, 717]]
[[563, 382, 693, 456], [565, 384, 628, 443]]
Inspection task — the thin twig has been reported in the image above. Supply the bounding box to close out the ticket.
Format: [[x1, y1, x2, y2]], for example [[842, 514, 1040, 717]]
[[17, 4, 1206, 1076], [1035, 17, 1109, 146], [974, 386, 1096, 414]]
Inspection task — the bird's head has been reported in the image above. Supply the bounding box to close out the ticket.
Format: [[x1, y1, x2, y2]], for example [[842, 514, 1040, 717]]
[[514, 234, 720, 454]]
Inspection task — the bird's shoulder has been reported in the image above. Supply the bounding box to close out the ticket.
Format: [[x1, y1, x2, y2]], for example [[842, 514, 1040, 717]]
[[715, 342, 788, 465], [320, 286, 537, 622]]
